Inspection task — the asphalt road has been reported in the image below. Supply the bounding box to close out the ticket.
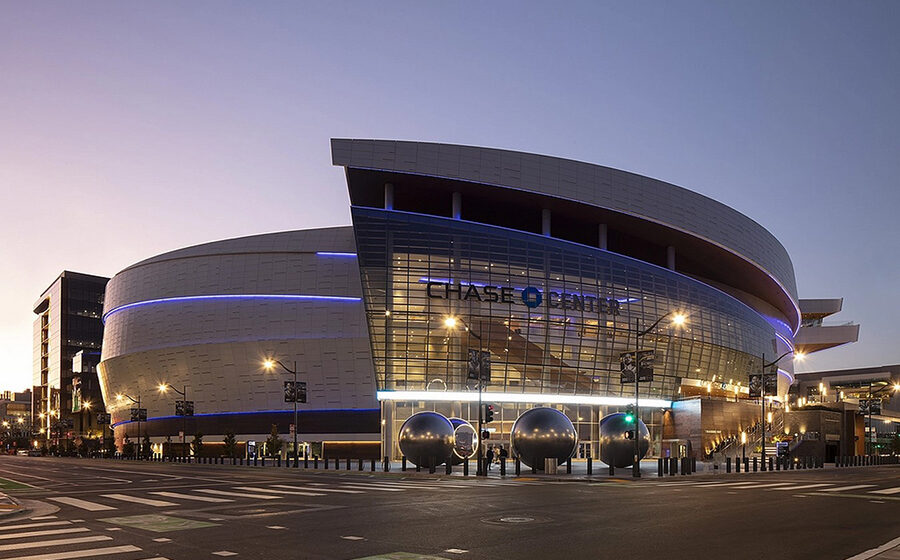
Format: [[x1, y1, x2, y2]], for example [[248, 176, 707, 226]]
[[0, 456, 898, 560]]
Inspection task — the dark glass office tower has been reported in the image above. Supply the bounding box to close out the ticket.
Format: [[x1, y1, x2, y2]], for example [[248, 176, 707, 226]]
[[33, 271, 108, 453]]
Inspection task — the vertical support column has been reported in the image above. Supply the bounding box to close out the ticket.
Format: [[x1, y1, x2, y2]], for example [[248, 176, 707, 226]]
[[598, 224, 608, 250], [542, 208, 551, 237], [452, 192, 461, 219], [667, 246, 676, 271], [384, 183, 394, 210]]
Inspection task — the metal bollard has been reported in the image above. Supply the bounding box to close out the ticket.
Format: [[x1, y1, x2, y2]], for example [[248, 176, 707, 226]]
[[769, 457, 773, 471], [371, 458, 376, 471], [609, 464, 614, 476], [736, 458, 741, 473], [277, 457, 281, 467], [253, 456, 258, 467], [658, 458, 664, 477], [304, 454, 309, 469], [358, 458, 363, 471], [416, 461, 421, 473], [753, 457, 758, 472], [566, 459, 572, 474], [347, 458, 351, 471], [429, 463, 435, 474], [446, 461, 452, 475], [691, 457, 697, 473], [587, 457, 593, 475], [516, 457, 521, 476], [383, 456, 389, 472], [500, 457, 506, 476], [669, 457, 677, 476], [262, 457, 266, 467], [464, 458, 469, 477], [402, 456, 407, 471]]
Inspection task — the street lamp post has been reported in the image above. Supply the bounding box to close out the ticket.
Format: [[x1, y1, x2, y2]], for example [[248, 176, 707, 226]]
[[116, 393, 142, 458], [631, 311, 686, 477], [444, 316, 486, 476], [158, 384, 188, 458], [263, 359, 300, 463], [758, 351, 802, 471]]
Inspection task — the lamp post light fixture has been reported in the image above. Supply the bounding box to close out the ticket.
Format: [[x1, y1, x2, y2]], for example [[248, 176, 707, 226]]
[[263, 358, 302, 463], [158, 383, 189, 457], [444, 315, 488, 476], [757, 350, 802, 470], [631, 311, 686, 477]]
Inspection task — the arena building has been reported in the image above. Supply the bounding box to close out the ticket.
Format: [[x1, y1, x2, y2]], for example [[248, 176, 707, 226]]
[[98, 139, 857, 460]]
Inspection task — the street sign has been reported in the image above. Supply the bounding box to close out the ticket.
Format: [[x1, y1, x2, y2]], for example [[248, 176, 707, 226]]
[[175, 401, 184, 416], [749, 371, 778, 397], [184, 401, 194, 416], [130, 408, 147, 422], [97, 412, 110, 425], [620, 350, 655, 383], [467, 349, 491, 381]]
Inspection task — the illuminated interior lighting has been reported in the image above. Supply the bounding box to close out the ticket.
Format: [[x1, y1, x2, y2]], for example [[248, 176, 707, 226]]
[[102, 294, 362, 322], [376, 390, 672, 408]]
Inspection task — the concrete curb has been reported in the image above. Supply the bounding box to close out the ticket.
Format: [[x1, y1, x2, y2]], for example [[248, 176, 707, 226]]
[[0, 492, 25, 520]]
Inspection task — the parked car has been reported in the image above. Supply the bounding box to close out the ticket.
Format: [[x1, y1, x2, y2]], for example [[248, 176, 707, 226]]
[[15, 449, 29, 456]]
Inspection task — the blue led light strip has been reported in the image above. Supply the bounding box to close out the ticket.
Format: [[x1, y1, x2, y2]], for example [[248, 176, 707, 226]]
[[316, 252, 357, 257], [102, 293, 361, 323], [110, 408, 379, 428]]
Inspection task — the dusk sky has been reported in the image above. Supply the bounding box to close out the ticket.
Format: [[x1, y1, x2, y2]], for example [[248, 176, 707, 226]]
[[2, 2, 898, 391]]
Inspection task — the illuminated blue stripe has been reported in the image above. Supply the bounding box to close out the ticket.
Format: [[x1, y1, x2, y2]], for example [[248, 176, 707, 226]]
[[102, 294, 361, 323], [111, 407, 379, 428], [316, 252, 357, 257]]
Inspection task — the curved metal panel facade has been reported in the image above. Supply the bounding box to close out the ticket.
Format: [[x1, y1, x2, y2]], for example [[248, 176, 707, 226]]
[[98, 227, 378, 435]]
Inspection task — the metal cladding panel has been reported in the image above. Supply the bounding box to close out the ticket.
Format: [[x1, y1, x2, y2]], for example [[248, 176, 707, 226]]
[[332, 139, 798, 305], [98, 227, 376, 429]]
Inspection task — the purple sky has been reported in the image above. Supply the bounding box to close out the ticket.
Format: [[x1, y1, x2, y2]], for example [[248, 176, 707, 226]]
[[2, 2, 898, 391]]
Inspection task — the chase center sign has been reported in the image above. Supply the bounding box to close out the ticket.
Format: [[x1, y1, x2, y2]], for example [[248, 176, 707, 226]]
[[426, 280, 622, 315]]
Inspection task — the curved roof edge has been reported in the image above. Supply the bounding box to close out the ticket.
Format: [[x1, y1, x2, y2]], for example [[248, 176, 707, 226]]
[[119, 226, 355, 273], [331, 138, 798, 305]]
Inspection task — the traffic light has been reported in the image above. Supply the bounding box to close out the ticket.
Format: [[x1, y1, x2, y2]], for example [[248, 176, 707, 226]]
[[483, 404, 495, 423], [624, 404, 635, 423]]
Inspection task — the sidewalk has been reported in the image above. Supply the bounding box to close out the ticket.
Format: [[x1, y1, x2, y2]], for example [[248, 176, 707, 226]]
[[0, 492, 23, 519], [848, 536, 900, 560]]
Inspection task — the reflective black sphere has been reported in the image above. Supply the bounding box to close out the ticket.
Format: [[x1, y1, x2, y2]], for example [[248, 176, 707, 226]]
[[599, 412, 651, 468], [448, 417, 478, 465], [509, 407, 577, 470], [397, 412, 454, 467]]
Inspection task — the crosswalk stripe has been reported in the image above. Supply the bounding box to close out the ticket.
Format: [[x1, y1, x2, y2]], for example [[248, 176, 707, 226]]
[[101, 494, 179, 507], [817, 485, 876, 493], [358, 482, 444, 490], [691, 482, 763, 488], [151, 491, 234, 503], [234, 486, 325, 497], [0, 534, 112, 552], [731, 483, 795, 489], [0, 521, 71, 531], [271, 484, 362, 494], [771, 483, 834, 491], [339, 484, 405, 492], [869, 486, 900, 495], [4, 544, 142, 560], [47, 497, 117, 511], [0, 527, 90, 541], [196, 489, 282, 500]]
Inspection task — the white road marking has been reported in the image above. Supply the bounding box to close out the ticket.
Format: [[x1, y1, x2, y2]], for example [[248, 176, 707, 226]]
[[101, 494, 178, 507], [0, 535, 111, 552], [107, 528, 123, 531], [771, 483, 834, 491], [272, 484, 363, 494], [30, 516, 57, 520], [869, 486, 900, 495], [153, 538, 172, 542], [234, 486, 325, 497], [5, 544, 143, 560], [341, 536, 365, 540], [445, 549, 469, 554], [340, 484, 404, 492], [0, 527, 90, 541], [732, 483, 795, 489], [690, 481, 764, 488], [0, 520, 71, 531], [151, 491, 233, 503], [47, 496, 117, 511], [266, 526, 286, 530], [196, 489, 282, 500], [818, 485, 876, 493], [212, 551, 238, 556]]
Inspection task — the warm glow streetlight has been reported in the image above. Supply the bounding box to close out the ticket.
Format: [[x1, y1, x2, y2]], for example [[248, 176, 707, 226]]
[[263, 359, 276, 371], [82, 401, 91, 410], [17, 417, 24, 424], [794, 351, 806, 361], [158, 383, 169, 393], [894, 383, 900, 392], [671, 313, 686, 326], [116, 394, 124, 401], [443, 316, 458, 329]]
